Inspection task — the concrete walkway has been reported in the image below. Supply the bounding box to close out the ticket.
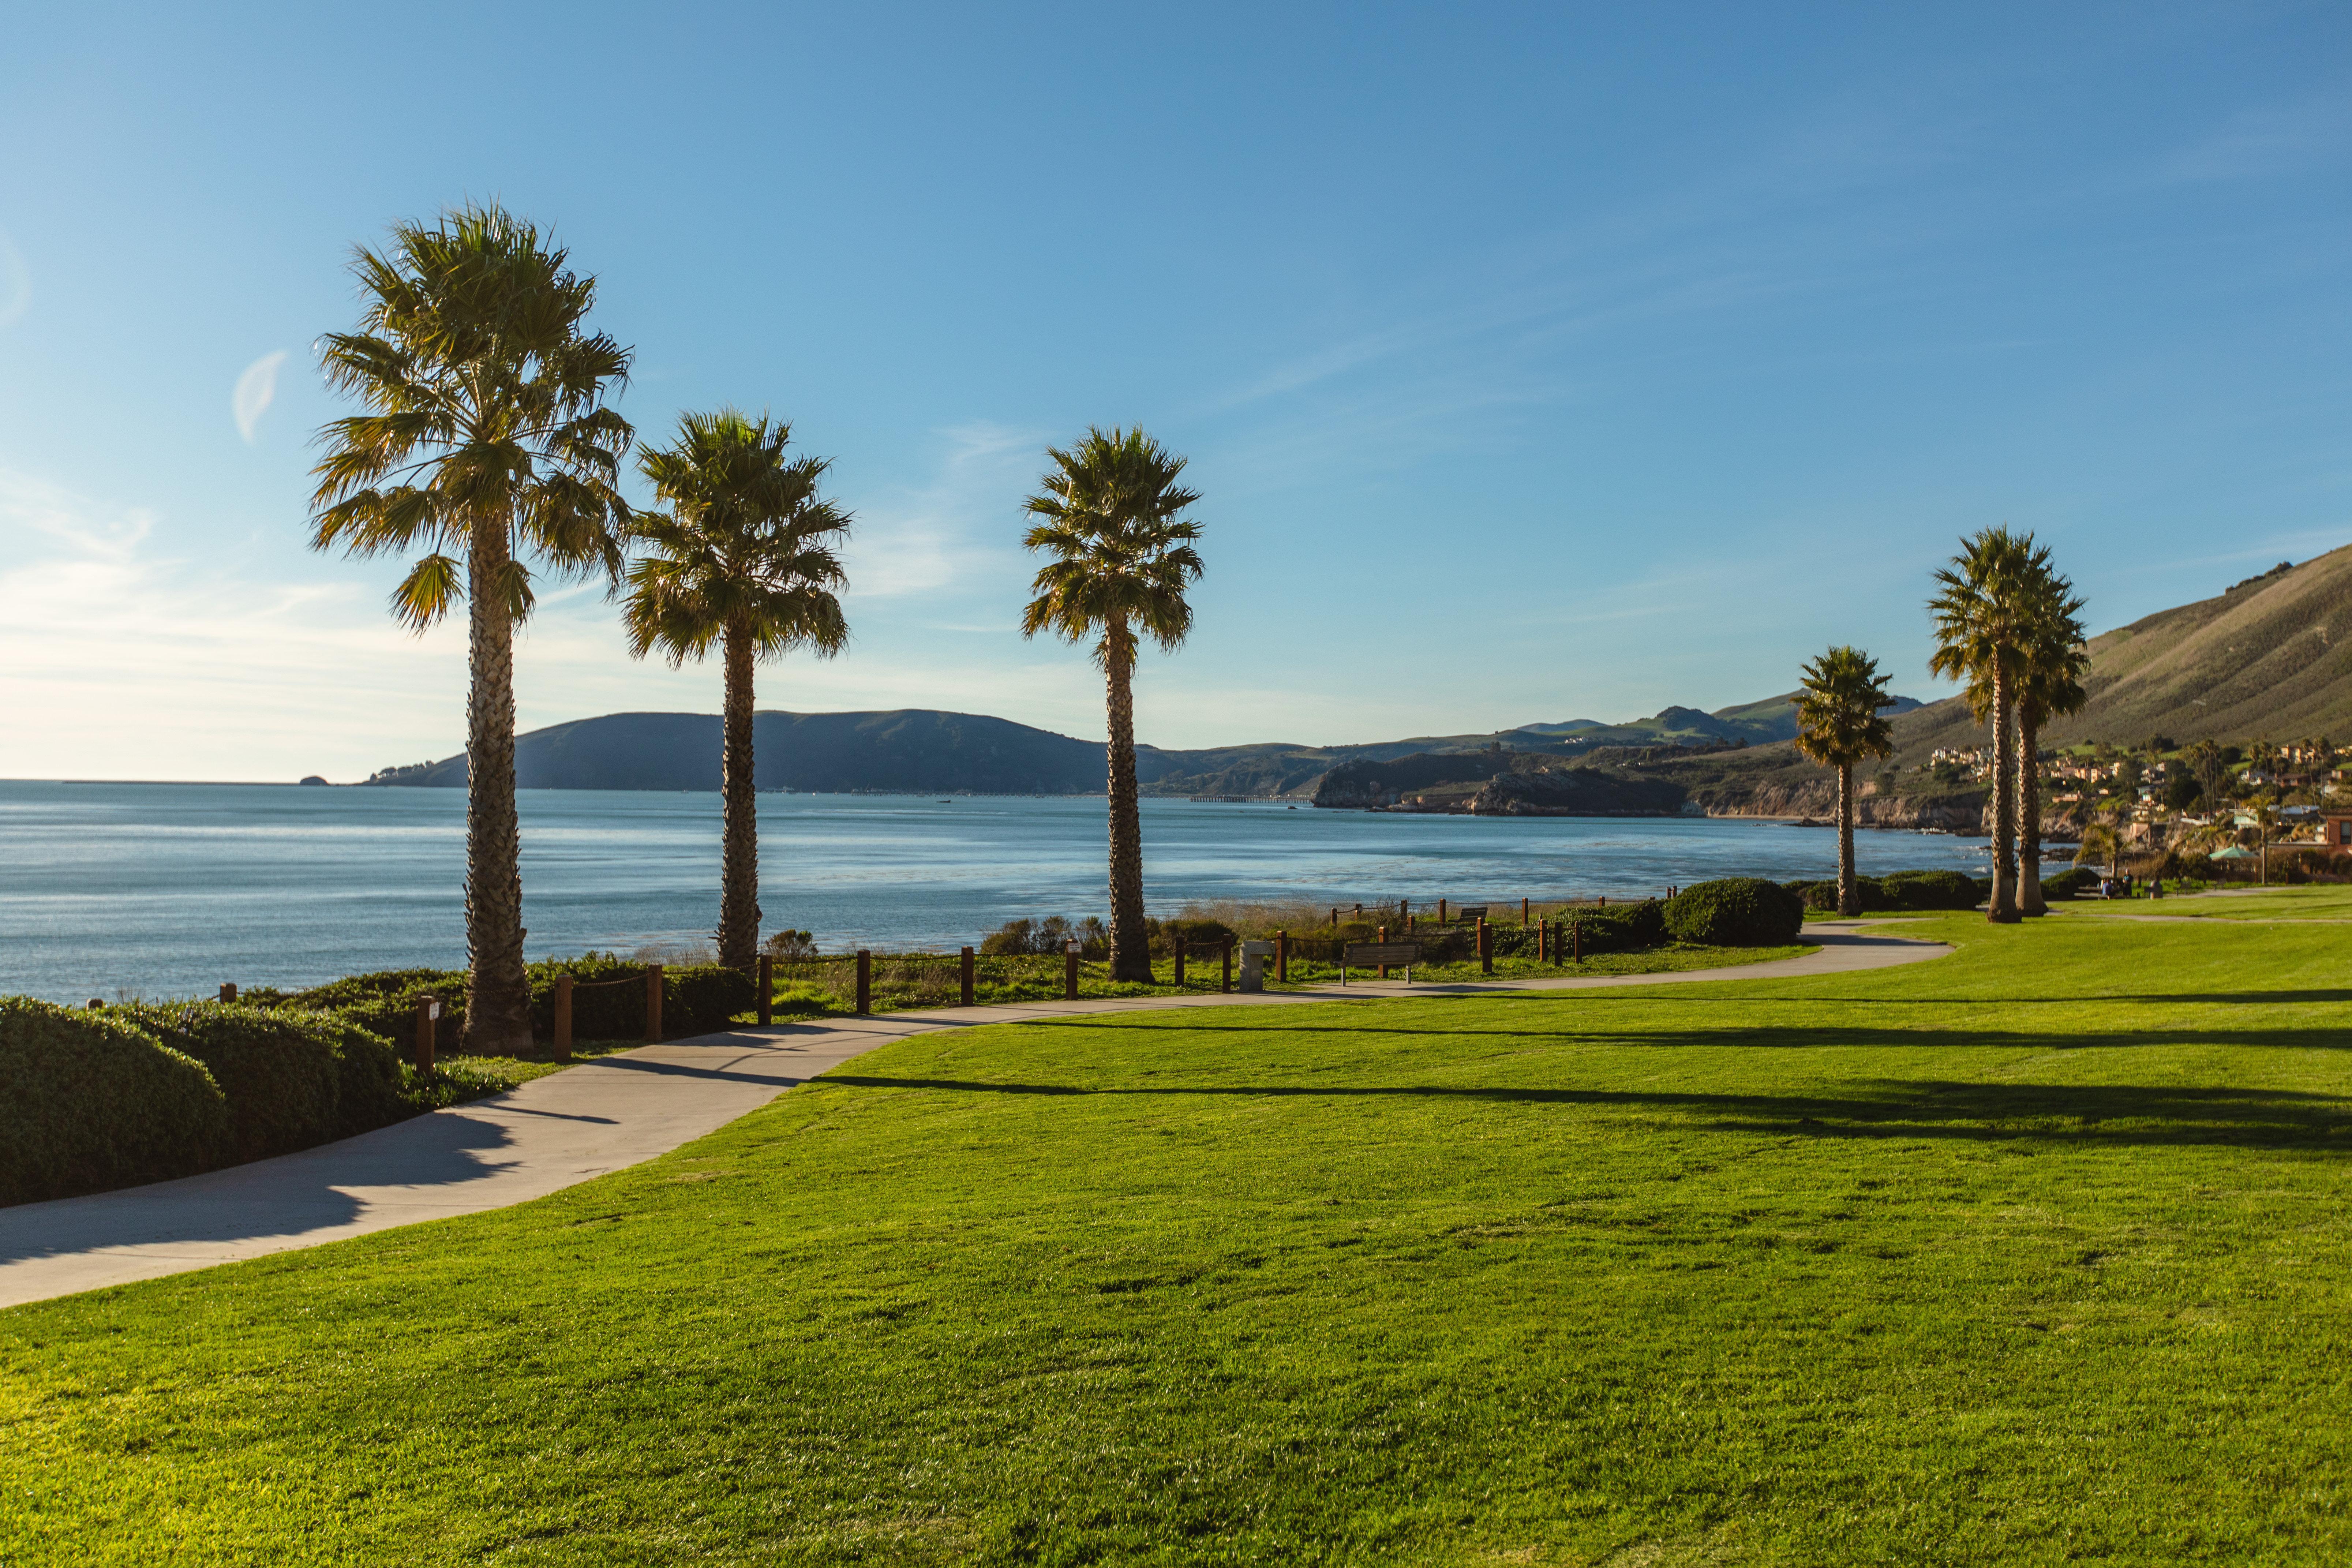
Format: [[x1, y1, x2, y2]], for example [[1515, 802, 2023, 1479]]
[[0, 929, 1945, 1310]]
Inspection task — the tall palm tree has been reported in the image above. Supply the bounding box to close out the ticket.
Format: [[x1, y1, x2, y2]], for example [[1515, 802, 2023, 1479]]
[[1020, 427, 1205, 983], [1928, 527, 2038, 923], [2249, 794, 2282, 886], [2005, 560, 2088, 917], [1794, 645, 1897, 916], [623, 411, 850, 972], [2188, 738, 2225, 809], [311, 203, 634, 1051]]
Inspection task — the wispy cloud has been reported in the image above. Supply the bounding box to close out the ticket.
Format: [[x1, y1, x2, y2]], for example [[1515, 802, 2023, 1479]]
[[841, 420, 1046, 601], [232, 350, 289, 443]]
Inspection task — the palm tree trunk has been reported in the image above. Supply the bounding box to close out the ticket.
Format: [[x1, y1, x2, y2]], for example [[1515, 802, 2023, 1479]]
[[1836, 761, 1858, 917], [717, 618, 760, 971], [1103, 622, 1151, 983], [1988, 663, 2019, 923], [2018, 714, 2046, 917], [461, 519, 534, 1052]]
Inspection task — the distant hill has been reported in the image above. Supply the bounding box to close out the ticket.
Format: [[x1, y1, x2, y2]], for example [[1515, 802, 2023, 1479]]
[[1594, 543, 2352, 828], [366, 711, 1109, 794], [362, 545, 2352, 800], [362, 690, 1925, 798], [1890, 543, 2352, 758]]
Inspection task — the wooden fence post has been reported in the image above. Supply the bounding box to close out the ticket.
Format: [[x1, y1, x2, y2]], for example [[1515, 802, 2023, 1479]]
[[1063, 942, 1079, 1001], [1221, 937, 1233, 993], [1438, 897, 1447, 924], [960, 946, 975, 1006], [855, 950, 872, 1016], [1276, 930, 1288, 983], [1522, 897, 1530, 925], [554, 974, 574, 1062], [1478, 918, 1493, 975], [414, 994, 436, 1074], [1377, 925, 1389, 980], [757, 955, 773, 1027], [218, 982, 236, 1003], [644, 964, 665, 1043]]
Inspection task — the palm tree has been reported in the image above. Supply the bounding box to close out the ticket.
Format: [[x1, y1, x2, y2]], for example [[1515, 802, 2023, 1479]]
[[1794, 646, 1897, 916], [1020, 427, 1205, 983], [2005, 561, 2088, 916], [2248, 794, 2282, 885], [2188, 738, 2225, 810], [2078, 800, 2134, 879], [1928, 527, 2039, 923], [310, 203, 634, 1051], [623, 411, 850, 972]]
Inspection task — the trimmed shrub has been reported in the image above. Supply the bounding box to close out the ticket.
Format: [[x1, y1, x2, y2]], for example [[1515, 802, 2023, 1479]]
[[284, 954, 763, 1052], [1784, 877, 1896, 913], [2039, 867, 2099, 901], [1565, 899, 1667, 954], [1664, 879, 1805, 946], [1, 997, 230, 1205], [1880, 869, 1982, 910], [666, 965, 758, 1036], [118, 1002, 408, 1165]]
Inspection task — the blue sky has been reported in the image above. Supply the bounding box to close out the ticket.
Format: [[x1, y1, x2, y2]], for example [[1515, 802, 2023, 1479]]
[[2, 2, 2347, 779]]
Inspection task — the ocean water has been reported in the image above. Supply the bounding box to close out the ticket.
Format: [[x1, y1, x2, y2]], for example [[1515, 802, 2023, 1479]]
[[0, 781, 1991, 1004]]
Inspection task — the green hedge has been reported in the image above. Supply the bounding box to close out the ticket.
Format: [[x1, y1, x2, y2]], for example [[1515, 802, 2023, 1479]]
[[1665, 879, 1805, 946], [287, 957, 759, 1054], [1, 998, 230, 1205], [1784, 877, 1899, 913], [116, 1003, 410, 1165], [1879, 869, 1981, 910], [1559, 900, 1667, 954], [2040, 867, 2098, 900]]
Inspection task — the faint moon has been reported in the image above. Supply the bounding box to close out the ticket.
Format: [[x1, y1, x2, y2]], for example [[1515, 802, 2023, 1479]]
[[0, 228, 28, 327], [233, 350, 289, 443]]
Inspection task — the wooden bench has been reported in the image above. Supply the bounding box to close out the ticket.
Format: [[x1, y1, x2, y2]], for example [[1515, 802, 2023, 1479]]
[[1341, 941, 1422, 984], [1452, 905, 1487, 926]]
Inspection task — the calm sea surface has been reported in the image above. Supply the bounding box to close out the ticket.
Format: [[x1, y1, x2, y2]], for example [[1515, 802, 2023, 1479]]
[[0, 782, 1991, 1004]]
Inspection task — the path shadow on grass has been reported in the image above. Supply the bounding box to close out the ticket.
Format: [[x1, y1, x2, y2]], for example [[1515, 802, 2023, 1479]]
[[822, 1075, 2352, 1147]]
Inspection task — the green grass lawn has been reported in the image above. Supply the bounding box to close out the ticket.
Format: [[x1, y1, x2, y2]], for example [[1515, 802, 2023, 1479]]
[[2066, 883, 2352, 920], [5, 913, 2350, 1564]]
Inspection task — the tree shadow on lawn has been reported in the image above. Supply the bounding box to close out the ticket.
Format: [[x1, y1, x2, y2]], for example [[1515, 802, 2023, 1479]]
[[821, 1075, 2352, 1148], [1025, 1017, 2352, 1052]]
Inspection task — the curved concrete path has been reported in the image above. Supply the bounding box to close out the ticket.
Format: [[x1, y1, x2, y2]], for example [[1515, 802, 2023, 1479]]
[[0, 929, 1946, 1309]]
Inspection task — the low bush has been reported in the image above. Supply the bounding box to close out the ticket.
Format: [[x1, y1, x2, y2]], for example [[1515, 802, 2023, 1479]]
[[1880, 869, 1981, 910], [1664, 879, 1805, 946], [1153, 917, 1234, 956], [1783, 877, 1897, 913], [2040, 867, 2099, 901], [666, 965, 759, 1035], [763, 929, 818, 960], [284, 954, 764, 1053], [1565, 899, 1668, 954], [116, 1002, 409, 1165], [983, 916, 1112, 959], [0, 998, 231, 1205]]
